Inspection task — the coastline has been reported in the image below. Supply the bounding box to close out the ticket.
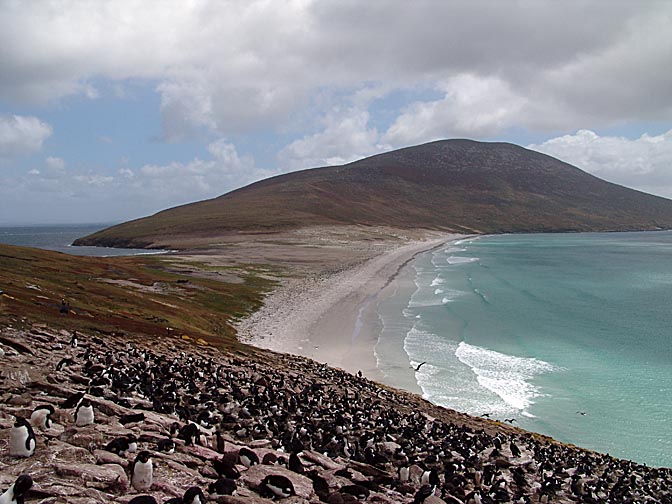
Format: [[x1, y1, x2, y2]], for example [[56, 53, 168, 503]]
[[237, 232, 465, 387]]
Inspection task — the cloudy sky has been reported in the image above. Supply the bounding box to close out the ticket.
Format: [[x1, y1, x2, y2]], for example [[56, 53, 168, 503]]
[[1, 1, 671, 224]]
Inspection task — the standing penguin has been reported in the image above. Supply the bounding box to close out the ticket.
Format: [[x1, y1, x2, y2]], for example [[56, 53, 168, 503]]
[[0, 474, 33, 504], [29, 404, 55, 431], [75, 398, 94, 427], [131, 451, 153, 492], [9, 418, 36, 458]]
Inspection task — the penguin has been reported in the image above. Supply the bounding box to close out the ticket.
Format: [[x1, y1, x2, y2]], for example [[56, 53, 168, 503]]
[[421, 468, 440, 486], [307, 471, 329, 502], [398, 465, 410, 482], [69, 331, 78, 348], [263, 452, 280, 465], [464, 490, 484, 504], [208, 478, 237, 497], [0, 475, 33, 504], [61, 391, 85, 409], [105, 435, 138, 456], [510, 440, 521, 458], [288, 452, 304, 474], [340, 484, 370, 500], [182, 487, 206, 504], [119, 412, 146, 425], [56, 357, 75, 371], [413, 485, 436, 504], [178, 423, 199, 446], [260, 475, 296, 499], [131, 451, 153, 492], [75, 398, 94, 426], [9, 418, 36, 458], [238, 447, 259, 468], [157, 438, 176, 454], [29, 404, 55, 431], [213, 456, 241, 480], [127, 497, 157, 504]]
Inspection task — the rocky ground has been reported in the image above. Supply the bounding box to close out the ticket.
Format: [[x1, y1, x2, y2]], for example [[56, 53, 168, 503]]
[[1, 325, 670, 504]]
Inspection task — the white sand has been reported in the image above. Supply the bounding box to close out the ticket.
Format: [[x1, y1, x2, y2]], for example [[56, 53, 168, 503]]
[[238, 233, 464, 384]]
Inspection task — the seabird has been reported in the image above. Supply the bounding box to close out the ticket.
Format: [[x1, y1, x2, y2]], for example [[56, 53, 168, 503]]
[[238, 447, 259, 468], [157, 438, 176, 454], [119, 412, 145, 425], [9, 418, 36, 458], [260, 475, 296, 499], [414, 361, 427, 371], [74, 398, 94, 426], [0, 475, 33, 504], [127, 497, 157, 504], [29, 404, 55, 431], [105, 435, 138, 456], [208, 478, 237, 497], [181, 486, 206, 504], [130, 451, 153, 492]]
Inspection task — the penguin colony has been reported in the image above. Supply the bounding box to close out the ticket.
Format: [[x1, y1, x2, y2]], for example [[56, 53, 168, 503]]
[[1, 327, 671, 504]]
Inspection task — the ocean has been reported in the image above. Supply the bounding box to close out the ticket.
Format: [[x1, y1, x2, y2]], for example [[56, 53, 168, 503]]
[[0, 224, 169, 257], [375, 231, 672, 468]]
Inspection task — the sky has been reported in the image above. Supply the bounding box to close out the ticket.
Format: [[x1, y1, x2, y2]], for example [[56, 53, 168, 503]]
[[1, 1, 671, 225]]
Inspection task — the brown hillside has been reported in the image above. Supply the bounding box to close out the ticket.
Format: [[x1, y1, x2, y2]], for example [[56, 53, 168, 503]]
[[74, 139, 672, 249]]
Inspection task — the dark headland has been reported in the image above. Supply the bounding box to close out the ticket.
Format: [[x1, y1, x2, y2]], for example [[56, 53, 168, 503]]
[[74, 139, 672, 250], [2, 139, 672, 503]]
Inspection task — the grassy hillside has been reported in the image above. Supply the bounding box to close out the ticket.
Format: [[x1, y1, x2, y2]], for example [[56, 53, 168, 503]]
[[74, 139, 672, 249], [0, 244, 273, 349]]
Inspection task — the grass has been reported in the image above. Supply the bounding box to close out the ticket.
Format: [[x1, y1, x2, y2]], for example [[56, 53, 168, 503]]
[[0, 244, 275, 352]]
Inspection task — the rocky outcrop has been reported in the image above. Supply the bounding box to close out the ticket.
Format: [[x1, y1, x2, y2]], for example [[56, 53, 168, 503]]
[[1, 325, 671, 504]]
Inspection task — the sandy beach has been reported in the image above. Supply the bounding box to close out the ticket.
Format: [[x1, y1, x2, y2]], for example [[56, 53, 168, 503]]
[[237, 230, 464, 386]]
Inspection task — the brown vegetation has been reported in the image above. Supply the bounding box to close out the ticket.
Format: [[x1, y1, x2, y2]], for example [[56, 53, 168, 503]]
[[75, 139, 672, 249]]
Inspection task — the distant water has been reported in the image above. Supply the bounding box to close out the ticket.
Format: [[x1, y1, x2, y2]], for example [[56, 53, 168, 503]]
[[0, 224, 169, 257], [375, 231, 672, 468]]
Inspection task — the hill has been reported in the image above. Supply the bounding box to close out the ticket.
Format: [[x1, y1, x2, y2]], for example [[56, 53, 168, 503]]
[[74, 139, 672, 249]]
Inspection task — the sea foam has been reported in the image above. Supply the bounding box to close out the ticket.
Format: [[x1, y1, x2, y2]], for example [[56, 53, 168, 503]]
[[455, 341, 560, 412]]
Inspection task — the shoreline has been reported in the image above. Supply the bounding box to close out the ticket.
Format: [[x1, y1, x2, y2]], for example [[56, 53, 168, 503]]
[[237, 232, 465, 387]]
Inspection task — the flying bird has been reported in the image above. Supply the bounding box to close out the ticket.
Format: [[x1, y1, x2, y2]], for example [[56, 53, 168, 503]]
[[414, 361, 427, 371]]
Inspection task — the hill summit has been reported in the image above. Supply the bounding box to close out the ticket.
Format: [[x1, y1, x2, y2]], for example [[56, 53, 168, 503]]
[[75, 139, 672, 249]]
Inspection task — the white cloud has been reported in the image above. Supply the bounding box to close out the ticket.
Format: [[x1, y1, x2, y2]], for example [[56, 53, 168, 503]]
[[384, 74, 526, 145], [528, 129, 672, 199], [0, 140, 271, 222], [279, 106, 390, 169], [45, 156, 66, 172], [129, 139, 275, 206], [0, 1, 669, 140], [138, 139, 269, 193], [0, 115, 52, 157]]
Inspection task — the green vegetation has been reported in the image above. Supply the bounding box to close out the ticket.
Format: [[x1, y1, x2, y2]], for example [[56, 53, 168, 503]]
[[0, 244, 275, 350]]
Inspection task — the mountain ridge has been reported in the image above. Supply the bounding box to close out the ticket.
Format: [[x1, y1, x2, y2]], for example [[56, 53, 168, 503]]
[[74, 139, 672, 249]]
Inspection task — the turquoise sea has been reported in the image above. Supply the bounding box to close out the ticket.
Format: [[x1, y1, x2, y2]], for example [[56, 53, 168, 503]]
[[375, 231, 672, 468]]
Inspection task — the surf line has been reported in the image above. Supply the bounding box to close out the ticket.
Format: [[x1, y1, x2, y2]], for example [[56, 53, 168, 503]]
[[350, 235, 460, 345]]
